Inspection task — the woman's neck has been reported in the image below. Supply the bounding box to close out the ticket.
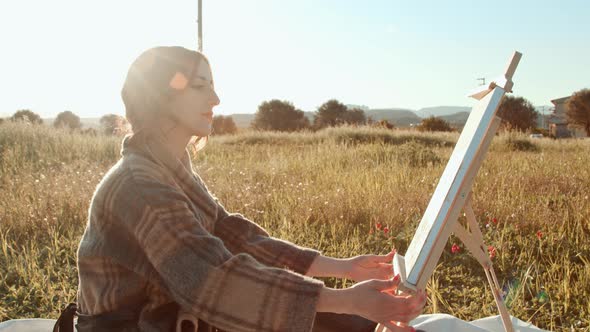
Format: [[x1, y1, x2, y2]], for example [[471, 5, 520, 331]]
[[158, 118, 192, 160]]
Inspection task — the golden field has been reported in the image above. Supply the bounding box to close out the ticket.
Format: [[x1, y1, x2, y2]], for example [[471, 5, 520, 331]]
[[1, 122, 589, 331]]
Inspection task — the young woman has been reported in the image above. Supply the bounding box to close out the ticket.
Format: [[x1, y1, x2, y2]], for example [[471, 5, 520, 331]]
[[75, 46, 426, 332]]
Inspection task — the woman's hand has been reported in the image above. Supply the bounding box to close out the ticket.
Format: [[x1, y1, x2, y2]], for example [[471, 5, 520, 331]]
[[349, 276, 426, 329], [317, 276, 427, 332], [344, 249, 396, 282]]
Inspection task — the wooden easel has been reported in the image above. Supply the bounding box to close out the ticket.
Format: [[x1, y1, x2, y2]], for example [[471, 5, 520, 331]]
[[382, 52, 522, 332], [453, 53, 522, 332]]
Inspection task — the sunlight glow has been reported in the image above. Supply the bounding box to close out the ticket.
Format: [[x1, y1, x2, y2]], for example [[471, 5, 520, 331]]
[[1, 0, 589, 119]]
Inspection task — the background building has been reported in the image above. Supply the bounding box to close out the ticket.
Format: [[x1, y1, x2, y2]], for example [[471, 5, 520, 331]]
[[548, 96, 588, 138]]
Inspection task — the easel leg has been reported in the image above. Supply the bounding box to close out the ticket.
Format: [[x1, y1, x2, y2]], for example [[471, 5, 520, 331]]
[[485, 266, 514, 332], [454, 199, 514, 332]]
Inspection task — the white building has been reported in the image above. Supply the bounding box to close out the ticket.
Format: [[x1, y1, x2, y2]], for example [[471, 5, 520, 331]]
[[548, 96, 587, 138]]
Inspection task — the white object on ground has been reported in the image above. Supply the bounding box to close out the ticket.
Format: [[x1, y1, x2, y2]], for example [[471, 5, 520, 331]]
[[0, 314, 549, 332], [0, 318, 56, 331], [409, 314, 547, 332]]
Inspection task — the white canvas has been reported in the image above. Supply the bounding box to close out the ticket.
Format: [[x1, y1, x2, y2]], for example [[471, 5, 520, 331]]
[[396, 86, 506, 290]]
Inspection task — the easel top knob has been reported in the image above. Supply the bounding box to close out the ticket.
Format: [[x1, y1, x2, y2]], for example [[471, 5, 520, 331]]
[[504, 51, 522, 80], [469, 51, 522, 100]]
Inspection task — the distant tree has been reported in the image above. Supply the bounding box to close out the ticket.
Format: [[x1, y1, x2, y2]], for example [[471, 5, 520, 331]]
[[10, 109, 43, 125], [100, 114, 129, 135], [497, 95, 538, 131], [566, 88, 590, 136], [252, 99, 309, 131], [54, 111, 82, 130], [224, 116, 238, 134], [212, 115, 238, 135], [314, 99, 347, 128], [212, 116, 225, 135], [342, 108, 367, 125], [417, 116, 453, 132]]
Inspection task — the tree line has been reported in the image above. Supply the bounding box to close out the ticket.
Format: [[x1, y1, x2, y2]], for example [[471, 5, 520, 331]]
[[0, 110, 238, 136], [2, 88, 589, 135], [251, 99, 369, 132], [250, 91, 590, 135]]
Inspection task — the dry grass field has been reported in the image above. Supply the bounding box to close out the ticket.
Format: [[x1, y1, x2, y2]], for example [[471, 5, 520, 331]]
[[1, 122, 589, 330]]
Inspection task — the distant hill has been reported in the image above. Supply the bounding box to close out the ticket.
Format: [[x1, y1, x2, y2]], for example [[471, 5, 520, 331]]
[[366, 108, 421, 127], [415, 106, 471, 118], [439, 112, 470, 127], [229, 114, 255, 129]]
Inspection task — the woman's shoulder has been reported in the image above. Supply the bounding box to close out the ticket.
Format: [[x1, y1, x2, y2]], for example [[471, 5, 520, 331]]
[[91, 154, 179, 209]]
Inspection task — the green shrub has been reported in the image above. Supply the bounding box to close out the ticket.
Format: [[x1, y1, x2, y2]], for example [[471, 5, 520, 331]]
[[416, 116, 454, 132], [505, 137, 539, 152], [395, 141, 441, 167]]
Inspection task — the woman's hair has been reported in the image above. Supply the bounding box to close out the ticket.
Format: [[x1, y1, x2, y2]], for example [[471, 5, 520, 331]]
[[121, 46, 211, 152]]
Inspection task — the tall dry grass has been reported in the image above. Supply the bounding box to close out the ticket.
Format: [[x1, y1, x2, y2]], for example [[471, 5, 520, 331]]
[[1, 122, 589, 330]]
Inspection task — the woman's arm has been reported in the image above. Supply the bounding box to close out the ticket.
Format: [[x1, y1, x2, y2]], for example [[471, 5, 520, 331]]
[[213, 204, 395, 281], [213, 206, 320, 274], [307, 251, 396, 282], [305, 255, 349, 278]]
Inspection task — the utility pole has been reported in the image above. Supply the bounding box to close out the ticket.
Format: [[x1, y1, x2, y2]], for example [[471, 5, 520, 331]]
[[197, 0, 203, 52], [540, 106, 546, 129], [477, 77, 486, 86]]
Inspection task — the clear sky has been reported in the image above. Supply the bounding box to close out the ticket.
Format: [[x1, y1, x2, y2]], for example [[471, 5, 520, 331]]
[[1, 0, 589, 118]]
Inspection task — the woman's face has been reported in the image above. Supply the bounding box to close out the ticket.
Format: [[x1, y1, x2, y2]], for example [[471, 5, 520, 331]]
[[166, 59, 220, 137]]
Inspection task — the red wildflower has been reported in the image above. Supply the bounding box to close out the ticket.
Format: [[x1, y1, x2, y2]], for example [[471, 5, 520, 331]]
[[536, 230, 543, 239], [376, 222, 382, 230], [451, 244, 461, 254], [383, 227, 389, 234], [488, 245, 497, 259], [492, 218, 498, 225]]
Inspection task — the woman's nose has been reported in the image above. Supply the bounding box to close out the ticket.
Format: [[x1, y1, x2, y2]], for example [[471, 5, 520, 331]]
[[210, 90, 220, 106]]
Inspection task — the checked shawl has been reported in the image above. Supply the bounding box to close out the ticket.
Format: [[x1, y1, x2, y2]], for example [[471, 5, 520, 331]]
[[76, 132, 323, 331]]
